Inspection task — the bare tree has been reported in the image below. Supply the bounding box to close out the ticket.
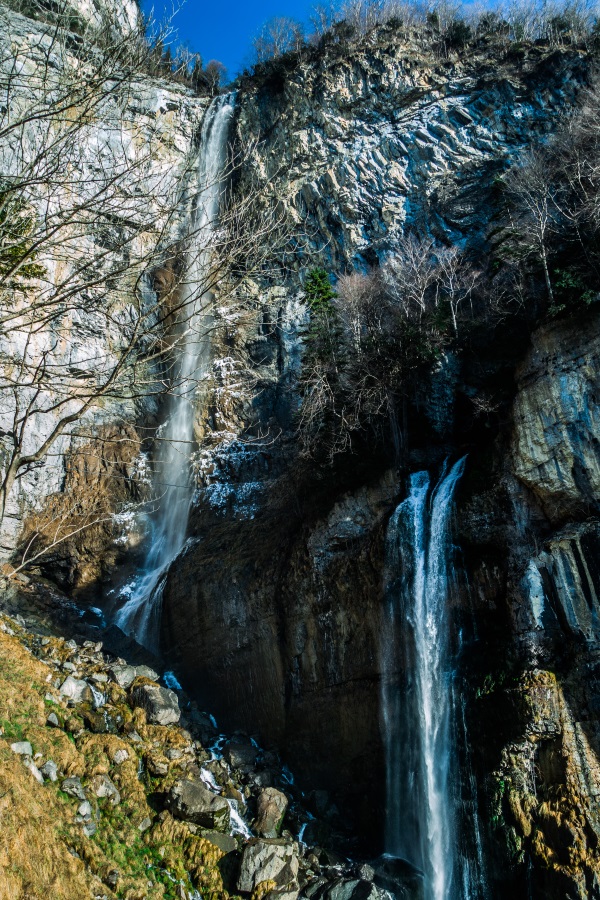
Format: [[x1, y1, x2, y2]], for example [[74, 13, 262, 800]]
[[252, 16, 305, 63], [504, 147, 564, 304], [298, 238, 477, 459]]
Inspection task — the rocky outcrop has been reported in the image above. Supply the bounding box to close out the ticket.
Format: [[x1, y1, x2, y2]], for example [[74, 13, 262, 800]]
[[238, 36, 588, 271], [513, 309, 600, 525]]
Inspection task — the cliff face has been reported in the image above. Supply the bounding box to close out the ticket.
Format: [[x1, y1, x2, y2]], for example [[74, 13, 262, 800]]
[[159, 32, 600, 888], [4, 7, 600, 894]]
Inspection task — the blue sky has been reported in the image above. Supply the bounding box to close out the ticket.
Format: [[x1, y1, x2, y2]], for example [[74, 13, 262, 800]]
[[144, 0, 319, 77]]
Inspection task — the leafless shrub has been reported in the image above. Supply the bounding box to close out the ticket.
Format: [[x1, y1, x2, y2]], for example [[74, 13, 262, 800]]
[[298, 237, 478, 460], [252, 16, 305, 63]]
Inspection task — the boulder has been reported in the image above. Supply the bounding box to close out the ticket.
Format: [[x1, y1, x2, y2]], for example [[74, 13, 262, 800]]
[[224, 739, 258, 771], [90, 774, 120, 805], [237, 839, 299, 893], [40, 760, 58, 782], [108, 664, 137, 689], [82, 708, 111, 734], [112, 748, 129, 765], [135, 665, 159, 681], [11, 741, 32, 756], [61, 776, 86, 801], [267, 890, 300, 900], [46, 712, 60, 727], [255, 788, 288, 838], [59, 676, 92, 704], [130, 683, 180, 726], [202, 830, 238, 853], [168, 778, 230, 832], [146, 752, 169, 777], [77, 800, 93, 819]]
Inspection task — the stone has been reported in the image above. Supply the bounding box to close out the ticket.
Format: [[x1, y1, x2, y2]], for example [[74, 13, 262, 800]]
[[25, 761, 44, 784], [77, 800, 93, 818], [513, 310, 600, 522], [40, 760, 58, 782], [166, 748, 182, 760], [356, 865, 374, 882], [83, 822, 97, 837], [108, 664, 137, 689], [267, 890, 300, 900], [138, 816, 152, 832], [61, 777, 87, 801], [201, 830, 238, 853], [168, 779, 230, 832], [59, 676, 92, 704], [223, 739, 258, 771], [130, 683, 180, 726], [11, 741, 33, 756], [91, 672, 109, 683], [146, 753, 169, 777], [46, 712, 60, 727], [112, 748, 129, 765], [326, 881, 362, 900], [255, 788, 288, 838], [82, 708, 110, 734], [135, 665, 159, 681], [90, 774, 120, 805], [237, 839, 299, 893]]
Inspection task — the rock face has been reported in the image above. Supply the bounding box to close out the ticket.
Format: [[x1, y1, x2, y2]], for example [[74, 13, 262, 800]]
[[0, 3, 207, 575], [513, 310, 600, 524], [162, 470, 399, 840]]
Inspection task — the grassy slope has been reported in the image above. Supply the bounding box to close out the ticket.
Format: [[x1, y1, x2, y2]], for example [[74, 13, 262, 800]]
[[0, 621, 232, 900]]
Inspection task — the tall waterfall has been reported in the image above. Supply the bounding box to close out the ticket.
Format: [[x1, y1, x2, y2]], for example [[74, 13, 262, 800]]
[[114, 93, 236, 651], [381, 457, 467, 900]]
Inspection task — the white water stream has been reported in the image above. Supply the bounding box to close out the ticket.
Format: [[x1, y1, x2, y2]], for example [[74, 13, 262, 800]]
[[382, 457, 467, 900], [114, 93, 236, 650]]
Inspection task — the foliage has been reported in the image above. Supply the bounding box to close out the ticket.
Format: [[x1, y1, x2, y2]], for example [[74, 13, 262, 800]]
[[0, 190, 45, 284]]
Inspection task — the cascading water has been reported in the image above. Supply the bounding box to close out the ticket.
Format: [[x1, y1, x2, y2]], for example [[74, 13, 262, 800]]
[[381, 457, 469, 900], [114, 93, 236, 651]]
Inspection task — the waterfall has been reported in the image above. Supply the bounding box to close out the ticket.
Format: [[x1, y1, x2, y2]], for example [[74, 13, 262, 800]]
[[114, 93, 236, 651], [381, 457, 467, 900]]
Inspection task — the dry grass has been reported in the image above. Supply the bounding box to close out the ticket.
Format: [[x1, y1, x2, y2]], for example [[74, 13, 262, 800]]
[[0, 625, 234, 900]]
